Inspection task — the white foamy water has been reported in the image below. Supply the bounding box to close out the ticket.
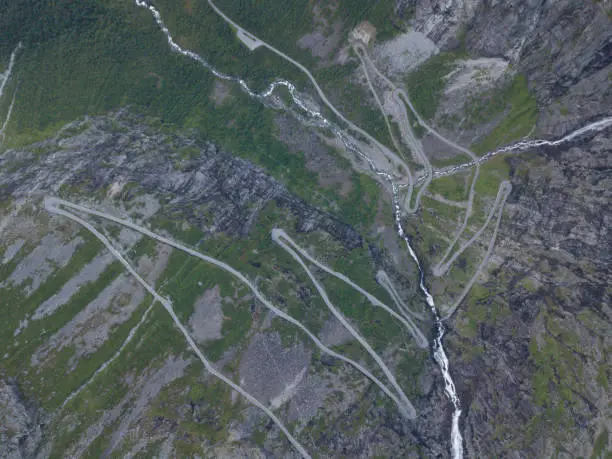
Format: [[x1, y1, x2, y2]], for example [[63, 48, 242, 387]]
[[392, 183, 464, 458], [432, 116, 612, 181]]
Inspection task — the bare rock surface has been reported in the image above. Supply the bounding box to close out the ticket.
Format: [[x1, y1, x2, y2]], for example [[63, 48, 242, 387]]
[[373, 30, 438, 75], [239, 332, 311, 410], [4, 233, 83, 294], [0, 379, 43, 459], [0, 113, 363, 251], [189, 285, 224, 343], [1, 238, 24, 264]]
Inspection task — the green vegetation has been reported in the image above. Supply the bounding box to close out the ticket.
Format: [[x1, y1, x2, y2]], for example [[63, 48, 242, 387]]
[[4, 260, 125, 410], [333, 0, 406, 41], [314, 61, 393, 148], [454, 284, 492, 340], [338, 172, 381, 226], [474, 155, 511, 197], [428, 172, 470, 202], [405, 52, 465, 120], [528, 312, 585, 434], [156, 249, 253, 362], [1, 0, 388, 238], [405, 102, 426, 138], [591, 429, 609, 459], [596, 362, 609, 390], [395, 350, 427, 399], [0, 232, 101, 359], [39, 292, 153, 409], [218, 0, 404, 59], [210, 0, 315, 64], [49, 303, 187, 457], [149, 371, 245, 447], [471, 75, 538, 155]]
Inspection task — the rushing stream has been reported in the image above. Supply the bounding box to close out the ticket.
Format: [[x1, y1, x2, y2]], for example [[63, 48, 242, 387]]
[[135, 0, 466, 455], [433, 116, 612, 182], [392, 184, 464, 459], [135, 2, 611, 457]]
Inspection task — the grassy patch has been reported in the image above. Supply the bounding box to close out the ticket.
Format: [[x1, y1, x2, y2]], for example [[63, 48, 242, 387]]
[[209, 0, 315, 63], [471, 75, 538, 155], [157, 251, 252, 362], [338, 172, 381, 226], [49, 304, 187, 456], [0, 232, 101, 355], [455, 284, 491, 339], [4, 260, 125, 409], [314, 60, 393, 148], [395, 350, 427, 399], [528, 313, 584, 424], [591, 428, 609, 459], [319, 262, 407, 354], [473, 155, 511, 198], [428, 172, 470, 202], [39, 293, 154, 410], [405, 52, 465, 120]]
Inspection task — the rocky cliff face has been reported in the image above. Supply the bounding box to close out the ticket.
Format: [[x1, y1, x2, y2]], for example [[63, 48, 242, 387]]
[[452, 131, 611, 458], [403, 0, 611, 126], [0, 112, 450, 458], [398, 0, 612, 456], [0, 113, 362, 250], [0, 380, 43, 459]]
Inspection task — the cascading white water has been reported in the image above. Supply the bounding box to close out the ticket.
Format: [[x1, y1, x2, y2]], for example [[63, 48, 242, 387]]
[[392, 183, 464, 459], [134, 2, 612, 457], [135, 1, 465, 456], [431, 116, 612, 181]]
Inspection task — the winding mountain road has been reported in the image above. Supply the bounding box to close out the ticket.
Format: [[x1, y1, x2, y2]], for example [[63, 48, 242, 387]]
[[376, 270, 427, 321], [45, 197, 419, 421], [203, 0, 412, 182], [45, 196, 311, 458], [273, 229, 428, 348], [434, 181, 512, 277], [441, 182, 512, 319]]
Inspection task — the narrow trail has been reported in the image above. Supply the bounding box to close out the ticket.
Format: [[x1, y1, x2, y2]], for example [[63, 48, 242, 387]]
[[433, 181, 512, 277], [442, 182, 512, 319], [45, 197, 311, 459], [376, 270, 427, 321], [46, 197, 418, 420], [273, 229, 428, 348], [272, 229, 419, 416]]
